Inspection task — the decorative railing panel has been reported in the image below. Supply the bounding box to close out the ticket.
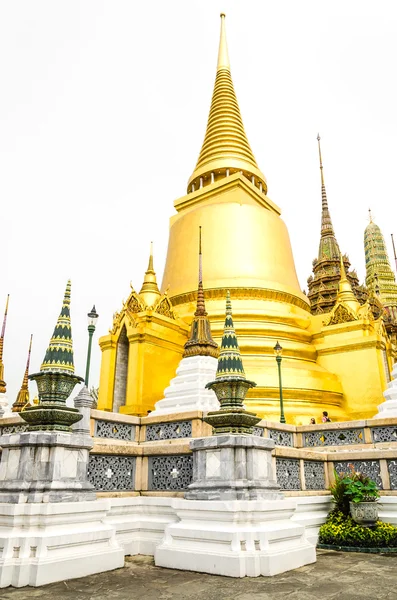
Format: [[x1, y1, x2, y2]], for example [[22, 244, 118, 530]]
[[276, 458, 301, 490], [304, 461, 325, 490], [94, 420, 135, 441], [371, 426, 397, 444], [253, 427, 264, 437], [303, 429, 365, 447], [334, 460, 383, 489], [387, 460, 397, 490], [87, 455, 135, 491], [146, 421, 192, 441], [148, 455, 193, 490], [268, 430, 293, 447], [0, 424, 28, 435]]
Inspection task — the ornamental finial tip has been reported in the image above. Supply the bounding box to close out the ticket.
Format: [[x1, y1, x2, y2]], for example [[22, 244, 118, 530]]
[[220, 12, 226, 18]]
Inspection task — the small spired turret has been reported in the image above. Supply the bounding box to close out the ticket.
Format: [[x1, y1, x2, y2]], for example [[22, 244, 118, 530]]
[[205, 291, 259, 434], [12, 334, 33, 413], [307, 135, 366, 314], [150, 228, 219, 416], [24, 281, 84, 431]]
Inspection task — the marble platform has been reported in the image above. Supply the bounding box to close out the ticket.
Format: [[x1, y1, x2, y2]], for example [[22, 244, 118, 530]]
[[0, 499, 124, 587], [155, 498, 316, 577]]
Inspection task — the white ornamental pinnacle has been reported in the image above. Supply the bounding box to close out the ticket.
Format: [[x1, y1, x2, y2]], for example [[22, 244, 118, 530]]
[[374, 363, 397, 418], [150, 355, 219, 416]]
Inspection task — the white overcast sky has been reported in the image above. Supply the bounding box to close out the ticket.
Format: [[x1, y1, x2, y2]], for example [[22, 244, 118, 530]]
[[2, 0, 397, 404]]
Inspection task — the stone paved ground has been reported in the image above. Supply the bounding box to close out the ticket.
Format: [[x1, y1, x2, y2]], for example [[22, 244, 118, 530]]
[[2, 550, 397, 600]]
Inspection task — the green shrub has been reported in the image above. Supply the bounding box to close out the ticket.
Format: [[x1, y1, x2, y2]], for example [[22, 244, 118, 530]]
[[344, 472, 380, 504], [319, 510, 397, 548], [329, 471, 350, 516]]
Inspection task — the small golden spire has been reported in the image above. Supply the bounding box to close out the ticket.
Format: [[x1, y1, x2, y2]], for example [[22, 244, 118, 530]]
[[183, 227, 219, 358], [139, 242, 161, 308], [368, 208, 373, 223], [337, 254, 359, 311], [0, 294, 10, 394], [187, 14, 267, 194], [195, 227, 206, 317], [12, 334, 33, 413]]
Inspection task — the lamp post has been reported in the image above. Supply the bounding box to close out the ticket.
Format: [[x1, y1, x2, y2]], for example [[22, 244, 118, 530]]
[[273, 341, 286, 424], [85, 305, 99, 387]]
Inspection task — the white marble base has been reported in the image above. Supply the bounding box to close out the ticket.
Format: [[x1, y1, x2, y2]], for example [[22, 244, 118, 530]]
[[155, 498, 316, 577], [151, 356, 219, 416], [374, 363, 397, 418], [292, 496, 332, 545], [106, 496, 178, 556], [0, 499, 124, 588]]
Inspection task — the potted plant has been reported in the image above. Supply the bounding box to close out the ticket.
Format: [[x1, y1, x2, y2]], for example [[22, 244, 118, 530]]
[[343, 468, 380, 527]]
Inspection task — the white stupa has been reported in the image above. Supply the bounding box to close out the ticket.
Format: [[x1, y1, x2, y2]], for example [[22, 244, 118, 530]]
[[151, 228, 220, 416], [374, 362, 397, 418]]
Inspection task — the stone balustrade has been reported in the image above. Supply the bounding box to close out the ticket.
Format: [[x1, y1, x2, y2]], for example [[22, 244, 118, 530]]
[[2, 409, 397, 495]]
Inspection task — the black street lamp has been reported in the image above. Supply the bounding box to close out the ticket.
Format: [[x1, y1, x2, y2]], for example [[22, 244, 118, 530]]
[[273, 341, 286, 424], [85, 305, 99, 387]]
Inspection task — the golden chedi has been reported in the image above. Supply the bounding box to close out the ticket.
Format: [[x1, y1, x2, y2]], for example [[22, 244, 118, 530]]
[[160, 14, 344, 423], [98, 14, 393, 422]]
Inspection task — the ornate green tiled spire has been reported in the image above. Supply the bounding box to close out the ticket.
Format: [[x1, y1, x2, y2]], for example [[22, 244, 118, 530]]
[[216, 290, 245, 378], [364, 212, 397, 323], [41, 280, 75, 373], [26, 281, 83, 432], [205, 291, 259, 435]]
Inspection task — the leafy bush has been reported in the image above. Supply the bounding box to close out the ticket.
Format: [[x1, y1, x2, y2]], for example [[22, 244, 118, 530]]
[[344, 471, 379, 504], [329, 471, 350, 516], [319, 510, 397, 548]]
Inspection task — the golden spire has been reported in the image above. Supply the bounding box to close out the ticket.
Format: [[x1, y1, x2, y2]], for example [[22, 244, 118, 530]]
[[0, 294, 10, 394], [337, 254, 359, 311], [12, 334, 33, 412], [317, 134, 335, 238], [187, 14, 267, 194], [183, 227, 219, 358], [139, 242, 161, 308]]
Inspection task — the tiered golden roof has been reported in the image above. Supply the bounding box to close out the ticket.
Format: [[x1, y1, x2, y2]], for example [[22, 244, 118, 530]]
[[187, 14, 267, 194]]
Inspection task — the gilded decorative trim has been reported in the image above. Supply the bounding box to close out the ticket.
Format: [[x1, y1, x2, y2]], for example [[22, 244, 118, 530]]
[[170, 287, 311, 313]]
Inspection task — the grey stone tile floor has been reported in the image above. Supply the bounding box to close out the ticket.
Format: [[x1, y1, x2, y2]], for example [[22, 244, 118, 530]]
[[2, 550, 397, 600]]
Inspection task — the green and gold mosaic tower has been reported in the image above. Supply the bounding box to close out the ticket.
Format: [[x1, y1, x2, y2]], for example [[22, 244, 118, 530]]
[[24, 281, 84, 431], [365, 213, 397, 322], [205, 291, 259, 434]]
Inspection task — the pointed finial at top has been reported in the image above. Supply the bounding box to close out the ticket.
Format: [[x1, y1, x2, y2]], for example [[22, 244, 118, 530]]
[[226, 289, 232, 315], [1, 294, 10, 341], [368, 208, 373, 223], [217, 13, 230, 71], [195, 226, 206, 316], [317, 133, 325, 188], [147, 241, 154, 272], [139, 241, 161, 306]]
